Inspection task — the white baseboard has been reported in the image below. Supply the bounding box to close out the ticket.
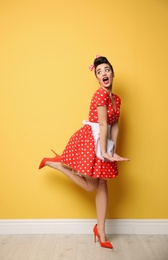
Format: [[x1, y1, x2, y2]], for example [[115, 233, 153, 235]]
[[0, 219, 168, 235]]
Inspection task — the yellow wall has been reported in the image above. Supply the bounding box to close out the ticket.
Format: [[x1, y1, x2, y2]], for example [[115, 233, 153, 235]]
[[0, 0, 168, 219]]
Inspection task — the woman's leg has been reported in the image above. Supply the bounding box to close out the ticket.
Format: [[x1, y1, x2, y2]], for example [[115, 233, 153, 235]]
[[46, 162, 108, 242], [45, 161, 98, 192], [95, 179, 108, 242]]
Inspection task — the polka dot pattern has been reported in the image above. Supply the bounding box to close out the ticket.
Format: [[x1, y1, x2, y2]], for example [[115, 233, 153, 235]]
[[89, 88, 121, 124], [58, 87, 121, 179]]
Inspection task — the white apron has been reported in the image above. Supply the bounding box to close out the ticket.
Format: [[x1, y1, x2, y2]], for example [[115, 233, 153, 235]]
[[83, 120, 114, 161]]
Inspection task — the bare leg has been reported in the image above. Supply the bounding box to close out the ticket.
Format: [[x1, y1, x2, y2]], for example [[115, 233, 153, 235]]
[[45, 161, 98, 192], [96, 179, 108, 242], [46, 162, 108, 242]]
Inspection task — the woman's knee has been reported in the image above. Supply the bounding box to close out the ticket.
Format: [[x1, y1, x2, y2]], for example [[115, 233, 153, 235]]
[[85, 179, 99, 192]]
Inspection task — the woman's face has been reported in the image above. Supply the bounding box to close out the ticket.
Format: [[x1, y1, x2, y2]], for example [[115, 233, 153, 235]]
[[95, 63, 114, 89]]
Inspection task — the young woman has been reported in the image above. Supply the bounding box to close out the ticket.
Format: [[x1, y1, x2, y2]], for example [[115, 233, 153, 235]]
[[39, 56, 129, 249]]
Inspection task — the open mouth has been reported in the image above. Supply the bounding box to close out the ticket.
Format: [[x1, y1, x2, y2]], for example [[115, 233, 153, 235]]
[[102, 77, 109, 84]]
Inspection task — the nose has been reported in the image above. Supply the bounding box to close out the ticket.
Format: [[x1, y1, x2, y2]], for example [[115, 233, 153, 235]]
[[102, 70, 107, 76]]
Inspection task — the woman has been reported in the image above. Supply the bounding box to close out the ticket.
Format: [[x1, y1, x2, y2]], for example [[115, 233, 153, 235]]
[[39, 56, 129, 249]]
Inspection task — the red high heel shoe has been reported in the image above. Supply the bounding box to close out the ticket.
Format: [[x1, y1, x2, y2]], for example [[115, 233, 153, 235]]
[[93, 224, 113, 249], [39, 149, 60, 169]]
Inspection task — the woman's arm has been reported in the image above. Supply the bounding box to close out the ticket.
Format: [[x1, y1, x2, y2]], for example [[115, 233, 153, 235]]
[[97, 106, 129, 162], [110, 120, 119, 153], [111, 120, 130, 161], [97, 105, 108, 157]]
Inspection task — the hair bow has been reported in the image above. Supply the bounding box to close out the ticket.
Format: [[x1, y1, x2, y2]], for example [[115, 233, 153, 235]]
[[88, 54, 101, 71]]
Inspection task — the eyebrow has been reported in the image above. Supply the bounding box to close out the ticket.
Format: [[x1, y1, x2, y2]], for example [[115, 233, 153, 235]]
[[96, 66, 110, 73]]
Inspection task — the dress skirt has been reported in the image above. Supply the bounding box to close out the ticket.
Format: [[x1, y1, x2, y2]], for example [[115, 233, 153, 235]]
[[57, 124, 118, 179]]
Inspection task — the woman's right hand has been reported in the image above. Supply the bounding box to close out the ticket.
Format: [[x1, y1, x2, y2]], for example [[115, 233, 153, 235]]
[[102, 152, 130, 162]]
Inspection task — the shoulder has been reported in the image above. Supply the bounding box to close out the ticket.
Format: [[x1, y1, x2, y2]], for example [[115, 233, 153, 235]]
[[91, 88, 108, 106], [93, 88, 109, 98]]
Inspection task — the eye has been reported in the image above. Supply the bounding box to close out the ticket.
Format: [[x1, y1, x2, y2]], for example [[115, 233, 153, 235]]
[[97, 70, 101, 75]]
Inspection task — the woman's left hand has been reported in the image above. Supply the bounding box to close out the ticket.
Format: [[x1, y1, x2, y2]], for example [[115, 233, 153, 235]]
[[102, 152, 130, 162], [112, 153, 130, 161]]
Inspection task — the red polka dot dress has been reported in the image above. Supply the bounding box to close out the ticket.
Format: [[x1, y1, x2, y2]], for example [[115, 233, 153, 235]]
[[57, 87, 121, 179]]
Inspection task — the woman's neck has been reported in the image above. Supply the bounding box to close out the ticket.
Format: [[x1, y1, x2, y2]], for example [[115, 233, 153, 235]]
[[101, 86, 112, 94]]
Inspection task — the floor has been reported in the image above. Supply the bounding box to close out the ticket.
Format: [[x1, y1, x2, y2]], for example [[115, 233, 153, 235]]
[[0, 234, 168, 260]]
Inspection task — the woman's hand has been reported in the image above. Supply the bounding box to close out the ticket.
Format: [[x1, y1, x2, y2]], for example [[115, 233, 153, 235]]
[[102, 152, 130, 162]]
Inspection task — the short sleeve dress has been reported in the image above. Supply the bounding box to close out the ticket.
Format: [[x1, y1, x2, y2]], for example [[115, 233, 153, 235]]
[[56, 87, 121, 179]]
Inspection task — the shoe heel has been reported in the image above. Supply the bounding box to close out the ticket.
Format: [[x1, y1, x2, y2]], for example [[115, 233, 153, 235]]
[[93, 224, 113, 249], [94, 233, 96, 243], [51, 149, 57, 155]]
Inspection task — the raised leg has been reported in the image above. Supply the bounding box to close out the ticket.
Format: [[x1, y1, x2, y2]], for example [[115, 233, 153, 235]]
[[45, 161, 99, 192]]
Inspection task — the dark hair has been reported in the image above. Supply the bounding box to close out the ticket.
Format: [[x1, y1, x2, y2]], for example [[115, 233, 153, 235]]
[[93, 56, 114, 75]]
